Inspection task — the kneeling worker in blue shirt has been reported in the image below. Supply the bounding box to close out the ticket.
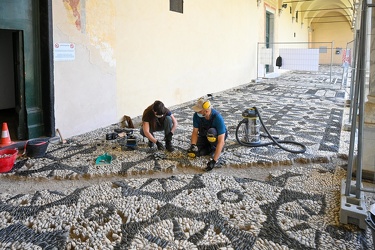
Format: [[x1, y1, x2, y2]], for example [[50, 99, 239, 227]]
[[188, 97, 228, 171]]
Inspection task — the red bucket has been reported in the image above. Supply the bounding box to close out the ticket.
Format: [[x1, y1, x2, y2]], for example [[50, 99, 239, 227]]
[[0, 149, 18, 173]]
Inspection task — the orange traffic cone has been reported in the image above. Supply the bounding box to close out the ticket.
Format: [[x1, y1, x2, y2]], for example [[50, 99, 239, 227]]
[[0, 122, 12, 146]]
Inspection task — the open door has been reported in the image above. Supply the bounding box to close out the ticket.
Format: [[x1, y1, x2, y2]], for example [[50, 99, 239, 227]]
[[265, 11, 275, 74], [0, 29, 27, 140]]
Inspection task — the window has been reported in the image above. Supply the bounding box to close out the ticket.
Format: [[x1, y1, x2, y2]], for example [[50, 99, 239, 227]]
[[319, 46, 327, 53], [170, 0, 183, 13], [296, 11, 298, 23]]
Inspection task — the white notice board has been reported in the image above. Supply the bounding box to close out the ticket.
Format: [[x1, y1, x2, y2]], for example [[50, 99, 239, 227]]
[[54, 43, 75, 61]]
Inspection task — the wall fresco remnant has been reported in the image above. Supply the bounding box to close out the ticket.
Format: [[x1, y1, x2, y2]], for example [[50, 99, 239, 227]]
[[63, 0, 81, 31]]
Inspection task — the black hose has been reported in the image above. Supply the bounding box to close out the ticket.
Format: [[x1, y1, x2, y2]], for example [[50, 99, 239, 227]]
[[235, 107, 306, 154]]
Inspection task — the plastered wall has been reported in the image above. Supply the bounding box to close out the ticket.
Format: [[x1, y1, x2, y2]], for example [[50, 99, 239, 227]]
[[52, 0, 351, 138], [53, 0, 260, 137], [115, 0, 258, 121], [53, 0, 117, 137], [311, 13, 354, 65]]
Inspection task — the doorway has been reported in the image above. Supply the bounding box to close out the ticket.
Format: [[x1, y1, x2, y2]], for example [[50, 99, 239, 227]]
[[0, 29, 25, 141], [0, 0, 54, 142], [265, 11, 275, 73]]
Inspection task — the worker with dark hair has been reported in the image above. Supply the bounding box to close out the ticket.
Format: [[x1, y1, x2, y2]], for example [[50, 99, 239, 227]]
[[140, 100, 177, 152]]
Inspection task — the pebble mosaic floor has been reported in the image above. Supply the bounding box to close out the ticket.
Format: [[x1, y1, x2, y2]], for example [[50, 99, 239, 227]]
[[0, 66, 373, 249]]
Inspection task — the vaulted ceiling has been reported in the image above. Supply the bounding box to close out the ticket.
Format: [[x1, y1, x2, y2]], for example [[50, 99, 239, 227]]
[[279, 0, 360, 29]]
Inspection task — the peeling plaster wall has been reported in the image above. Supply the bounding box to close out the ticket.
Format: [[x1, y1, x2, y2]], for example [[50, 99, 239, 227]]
[[53, 0, 261, 138], [52, 0, 313, 137], [53, 0, 117, 138]]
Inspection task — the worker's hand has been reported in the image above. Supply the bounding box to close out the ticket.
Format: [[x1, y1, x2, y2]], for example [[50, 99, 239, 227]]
[[190, 144, 198, 152], [187, 144, 198, 158], [205, 159, 216, 171], [156, 140, 165, 150]]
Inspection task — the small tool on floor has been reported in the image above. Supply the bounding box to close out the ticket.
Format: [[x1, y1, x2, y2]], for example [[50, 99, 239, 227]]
[[125, 129, 137, 149], [56, 128, 67, 144], [95, 153, 112, 165], [115, 128, 138, 150]]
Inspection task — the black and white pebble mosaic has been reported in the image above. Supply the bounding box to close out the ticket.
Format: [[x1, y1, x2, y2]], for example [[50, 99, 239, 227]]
[[0, 168, 372, 249], [1, 67, 372, 249]]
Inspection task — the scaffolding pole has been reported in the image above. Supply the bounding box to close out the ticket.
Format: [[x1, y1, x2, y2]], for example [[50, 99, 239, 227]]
[[345, 0, 367, 199]]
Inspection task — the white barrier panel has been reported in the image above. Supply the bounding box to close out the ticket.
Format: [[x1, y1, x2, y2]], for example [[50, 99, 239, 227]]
[[279, 48, 319, 71], [259, 47, 273, 65]]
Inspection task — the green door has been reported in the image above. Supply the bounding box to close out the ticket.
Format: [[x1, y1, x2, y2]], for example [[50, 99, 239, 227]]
[[0, 0, 54, 140]]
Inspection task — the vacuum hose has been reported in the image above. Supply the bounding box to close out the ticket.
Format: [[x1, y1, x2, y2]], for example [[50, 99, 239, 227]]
[[235, 107, 306, 154]]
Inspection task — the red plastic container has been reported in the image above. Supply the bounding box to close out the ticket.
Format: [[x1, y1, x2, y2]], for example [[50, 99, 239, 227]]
[[0, 149, 18, 173]]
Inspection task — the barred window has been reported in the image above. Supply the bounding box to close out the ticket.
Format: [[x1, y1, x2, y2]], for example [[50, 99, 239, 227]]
[[296, 11, 298, 23], [170, 0, 183, 13]]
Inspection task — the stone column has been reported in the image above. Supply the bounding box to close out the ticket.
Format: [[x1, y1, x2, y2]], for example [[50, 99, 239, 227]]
[[363, 5, 375, 174]]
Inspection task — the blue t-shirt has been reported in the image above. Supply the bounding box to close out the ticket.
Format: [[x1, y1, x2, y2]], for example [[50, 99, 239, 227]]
[[193, 109, 227, 136]]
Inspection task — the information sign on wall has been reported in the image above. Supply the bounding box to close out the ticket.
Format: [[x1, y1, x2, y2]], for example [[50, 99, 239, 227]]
[[54, 43, 75, 61]]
